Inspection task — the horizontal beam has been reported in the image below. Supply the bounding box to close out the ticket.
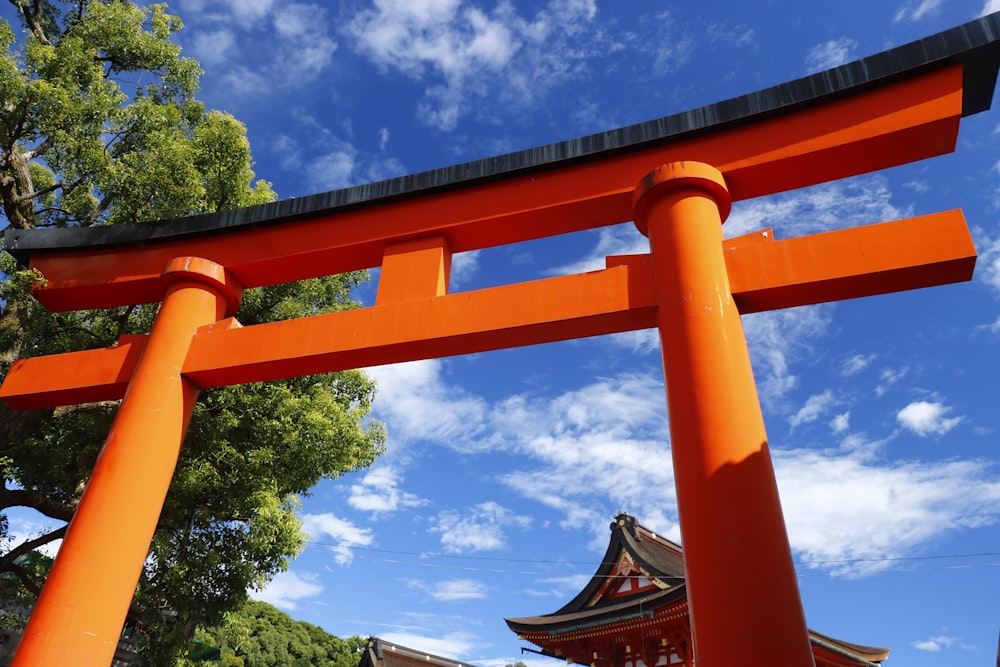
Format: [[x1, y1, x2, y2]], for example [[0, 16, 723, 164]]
[[0, 211, 976, 409], [728, 209, 977, 313], [0, 335, 147, 410], [21, 66, 964, 311]]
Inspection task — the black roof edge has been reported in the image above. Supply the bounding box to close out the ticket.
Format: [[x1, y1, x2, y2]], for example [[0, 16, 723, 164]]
[[5, 13, 1000, 262]]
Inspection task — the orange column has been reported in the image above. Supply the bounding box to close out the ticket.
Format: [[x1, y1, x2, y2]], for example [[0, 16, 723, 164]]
[[633, 162, 814, 666], [11, 257, 241, 667]]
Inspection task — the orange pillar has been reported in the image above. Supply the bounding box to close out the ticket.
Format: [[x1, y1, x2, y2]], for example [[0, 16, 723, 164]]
[[11, 257, 241, 667], [634, 162, 814, 666]]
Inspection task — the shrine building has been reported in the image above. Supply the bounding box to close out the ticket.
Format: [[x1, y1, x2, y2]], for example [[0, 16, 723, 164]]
[[506, 514, 889, 667]]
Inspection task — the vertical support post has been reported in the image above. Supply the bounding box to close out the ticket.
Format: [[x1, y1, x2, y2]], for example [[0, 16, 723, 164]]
[[376, 235, 452, 305], [633, 162, 814, 666], [11, 257, 241, 667]]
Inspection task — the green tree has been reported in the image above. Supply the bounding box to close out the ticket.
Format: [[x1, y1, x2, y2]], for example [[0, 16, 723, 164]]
[[0, 1, 385, 663], [185, 599, 366, 667]]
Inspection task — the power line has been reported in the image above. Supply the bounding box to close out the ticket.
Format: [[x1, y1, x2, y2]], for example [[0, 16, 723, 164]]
[[305, 540, 1000, 573]]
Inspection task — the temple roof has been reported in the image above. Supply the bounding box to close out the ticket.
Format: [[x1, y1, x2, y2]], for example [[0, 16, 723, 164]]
[[356, 637, 480, 667], [505, 513, 890, 666], [5, 12, 1000, 262]]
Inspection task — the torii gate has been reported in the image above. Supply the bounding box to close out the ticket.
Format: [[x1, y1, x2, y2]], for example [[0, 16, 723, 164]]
[[2, 15, 999, 667]]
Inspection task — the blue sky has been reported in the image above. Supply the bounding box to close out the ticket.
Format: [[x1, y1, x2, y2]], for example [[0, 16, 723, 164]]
[[5, 0, 1000, 665]]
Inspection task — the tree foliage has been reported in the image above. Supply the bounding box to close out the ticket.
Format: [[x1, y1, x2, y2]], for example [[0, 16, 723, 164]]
[[180, 599, 367, 667], [0, 1, 385, 663]]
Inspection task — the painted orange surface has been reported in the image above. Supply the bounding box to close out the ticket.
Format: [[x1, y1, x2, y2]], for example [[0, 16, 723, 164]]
[[636, 162, 815, 666], [376, 235, 453, 304], [0, 211, 976, 408], [10, 260, 238, 667], [24, 65, 962, 312], [0, 63, 978, 667]]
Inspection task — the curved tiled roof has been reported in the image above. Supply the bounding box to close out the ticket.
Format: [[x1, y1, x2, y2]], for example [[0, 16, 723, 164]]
[[505, 513, 890, 666]]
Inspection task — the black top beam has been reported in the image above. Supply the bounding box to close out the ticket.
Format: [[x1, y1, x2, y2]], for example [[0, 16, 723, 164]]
[[5, 13, 1000, 262]]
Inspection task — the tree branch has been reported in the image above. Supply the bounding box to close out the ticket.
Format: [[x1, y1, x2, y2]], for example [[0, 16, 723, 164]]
[[20, 136, 54, 161], [0, 486, 75, 522], [0, 525, 66, 574], [10, 0, 52, 46], [7, 562, 44, 597]]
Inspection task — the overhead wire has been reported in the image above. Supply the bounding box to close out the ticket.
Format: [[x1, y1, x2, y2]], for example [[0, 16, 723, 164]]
[[303, 540, 1000, 576]]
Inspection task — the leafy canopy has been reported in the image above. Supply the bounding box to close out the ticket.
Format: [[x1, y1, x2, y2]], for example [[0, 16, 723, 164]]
[[0, 1, 385, 663]]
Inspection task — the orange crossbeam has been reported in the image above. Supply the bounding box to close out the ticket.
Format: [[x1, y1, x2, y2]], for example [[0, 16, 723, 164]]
[[25, 66, 963, 312], [0, 210, 975, 409], [0, 335, 148, 410], [729, 209, 976, 312]]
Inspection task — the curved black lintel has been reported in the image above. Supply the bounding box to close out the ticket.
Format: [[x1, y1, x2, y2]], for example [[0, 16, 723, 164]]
[[4, 13, 1000, 262]]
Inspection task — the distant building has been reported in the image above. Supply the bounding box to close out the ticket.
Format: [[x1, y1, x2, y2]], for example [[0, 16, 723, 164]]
[[505, 513, 889, 667], [358, 637, 481, 667]]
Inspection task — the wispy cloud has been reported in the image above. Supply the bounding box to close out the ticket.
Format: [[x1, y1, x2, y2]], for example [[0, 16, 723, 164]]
[[177, 1, 337, 91], [789, 390, 837, 428], [829, 412, 851, 433], [251, 570, 324, 610], [776, 446, 1000, 576], [840, 354, 876, 377], [876, 366, 909, 398], [726, 175, 905, 240], [743, 305, 834, 408], [347, 0, 604, 130], [379, 630, 482, 661], [369, 356, 1000, 576], [430, 502, 532, 553], [405, 577, 489, 601], [912, 635, 955, 651], [805, 37, 858, 73], [301, 513, 375, 564], [894, 0, 944, 23], [349, 466, 429, 514], [368, 360, 491, 455]]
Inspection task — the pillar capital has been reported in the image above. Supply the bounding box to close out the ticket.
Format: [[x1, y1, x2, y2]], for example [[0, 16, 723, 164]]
[[632, 162, 731, 236], [160, 256, 243, 317]]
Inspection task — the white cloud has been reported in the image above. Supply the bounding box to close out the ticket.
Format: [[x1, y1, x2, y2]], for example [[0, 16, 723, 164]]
[[4, 515, 63, 559], [369, 353, 999, 578], [450, 250, 482, 288], [876, 366, 908, 398], [912, 635, 954, 652], [378, 631, 481, 661], [301, 513, 374, 564], [368, 360, 490, 453], [548, 223, 649, 276], [430, 501, 531, 553], [348, 466, 428, 513], [251, 570, 324, 610], [726, 176, 905, 240], [829, 412, 850, 433], [894, 0, 943, 22], [977, 229, 1000, 295], [743, 305, 833, 407], [805, 37, 858, 73], [840, 354, 875, 377], [524, 573, 593, 598], [789, 390, 836, 428], [405, 577, 489, 601], [982, 0, 1000, 16], [188, 29, 237, 67], [348, 0, 602, 130], [775, 448, 1000, 576], [177, 1, 337, 92], [308, 145, 359, 192], [897, 400, 963, 437]]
